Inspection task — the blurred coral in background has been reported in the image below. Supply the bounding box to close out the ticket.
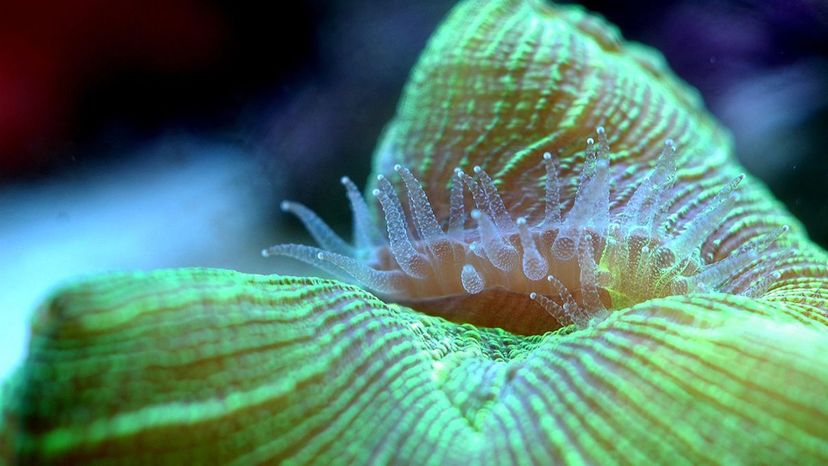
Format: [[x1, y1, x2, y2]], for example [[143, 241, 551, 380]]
[[1, 0, 827, 380]]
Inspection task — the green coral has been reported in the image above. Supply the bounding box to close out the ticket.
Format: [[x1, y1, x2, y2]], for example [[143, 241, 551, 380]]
[[3, 0, 828, 464], [1, 270, 826, 464]]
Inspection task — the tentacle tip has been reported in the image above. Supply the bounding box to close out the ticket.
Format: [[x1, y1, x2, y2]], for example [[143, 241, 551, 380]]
[[316, 252, 325, 260], [664, 138, 675, 148], [340, 176, 349, 185], [376, 174, 385, 181], [261, 248, 271, 258], [280, 201, 291, 212], [372, 188, 381, 197], [529, 292, 538, 300], [546, 275, 554, 282], [542, 152, 552, 160], [596, 126, 605, 135], [470, 209, 482, 220], [393, 164, 402, 172], [516, 217, 527, 225], [473, 165, 482, 174], [586, 137, 595, 145]]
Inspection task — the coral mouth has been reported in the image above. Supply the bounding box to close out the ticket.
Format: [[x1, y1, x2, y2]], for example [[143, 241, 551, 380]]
[[264, 128, 787, 335], [399, 286, 613, 335], [401, 289, 566, 335]]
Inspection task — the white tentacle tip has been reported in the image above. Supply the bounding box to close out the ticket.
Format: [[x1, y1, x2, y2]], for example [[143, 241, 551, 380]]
[[596, 126, 605, 135], [586, 137, 595, 145], [280, 201, 291, 212], [393, 164, 402, 172], [376, 174, 385, 182], [371, 188, 381, 197], [340, 176, 349, 185], [316, 252, 325, 260], [529, 292, 538, 300], [261, 248, 270, 257], [473, 165, 482, 174], [470, 209, 482, 220], [516, 217, 527, 225], [543, 152, 552, 160]]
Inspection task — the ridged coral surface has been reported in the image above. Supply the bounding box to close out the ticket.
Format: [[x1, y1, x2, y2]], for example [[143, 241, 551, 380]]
[[3, 0, 828, 464], [2, 270, 827, 464]]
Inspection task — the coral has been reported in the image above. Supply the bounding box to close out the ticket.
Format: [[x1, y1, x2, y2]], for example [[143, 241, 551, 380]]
[[266, 127, 788, 334], [2, 0, 828, 464]]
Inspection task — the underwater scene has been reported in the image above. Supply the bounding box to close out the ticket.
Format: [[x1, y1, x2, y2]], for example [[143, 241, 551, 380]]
[[1, 0, 827, 464]]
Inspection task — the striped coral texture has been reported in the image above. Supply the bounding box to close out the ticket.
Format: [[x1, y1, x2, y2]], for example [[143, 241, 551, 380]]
[[370, 0, 815, 288], [2, 269, 826, 464]]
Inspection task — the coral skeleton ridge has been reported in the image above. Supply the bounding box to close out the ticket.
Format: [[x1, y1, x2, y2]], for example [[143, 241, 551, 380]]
[[265, 127, 787, 333]]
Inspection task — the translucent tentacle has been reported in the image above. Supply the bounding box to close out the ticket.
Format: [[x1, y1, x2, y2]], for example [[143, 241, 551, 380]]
[[471, 209, 518, 272], [542, 152, 562, 226], [517, 216, 548, 280], [620, 139, 677, 232], [547, 274, 589, 328], [578, 233, 604, 313], [529, 291, 568, 327], [317, 250, 406, 294], [641, 139, 678, 226], [394, 165, 445, 242], [553, 134, 607, 261], [473, 166, 516, 232], [743, 271, 783, 298], [261, 243, 346, 279], [667, 174, 744, 263], [551, 227, 580, 262], [280, 201, 354, 256], [461, 264, 485, 294], [261, 244, 402, 294], [341, 176, 385, 250], [731, 248, 794, 296], [374, 175, 429, 278], [459, 170, 492, 218], [582, 128, 611, 236], [693, 225, 789, 291], [449, 169, 466, 238]]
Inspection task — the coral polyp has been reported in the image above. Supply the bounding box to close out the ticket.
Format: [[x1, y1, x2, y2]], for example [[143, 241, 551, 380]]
[[264, 127, 786, 334]]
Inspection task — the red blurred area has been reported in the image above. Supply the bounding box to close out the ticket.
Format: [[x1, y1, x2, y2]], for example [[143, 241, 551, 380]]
[[0, 0, 224, 175]]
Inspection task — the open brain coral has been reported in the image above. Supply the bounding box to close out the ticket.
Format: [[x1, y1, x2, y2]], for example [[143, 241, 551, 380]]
[[3, 0, 828, 464]]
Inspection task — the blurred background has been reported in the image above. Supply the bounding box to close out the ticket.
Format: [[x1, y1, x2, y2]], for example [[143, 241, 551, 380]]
[[2, 0, 827, 379]]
